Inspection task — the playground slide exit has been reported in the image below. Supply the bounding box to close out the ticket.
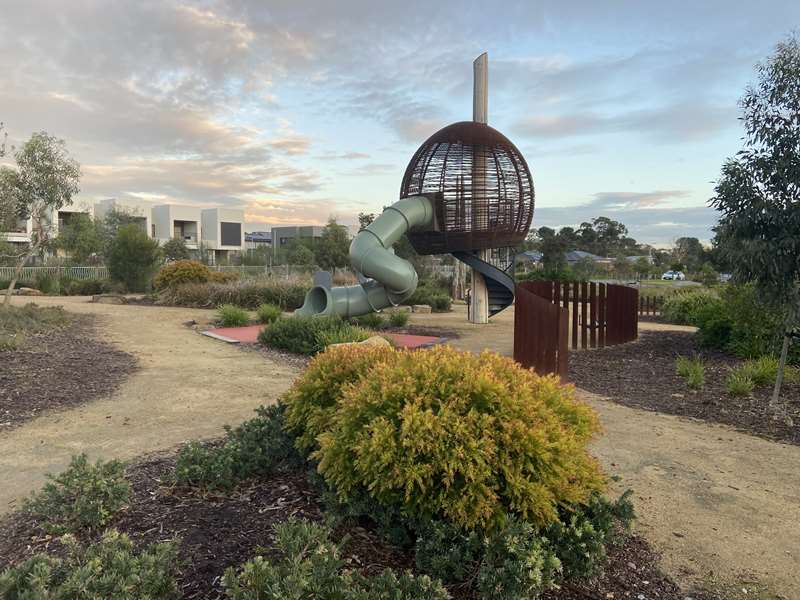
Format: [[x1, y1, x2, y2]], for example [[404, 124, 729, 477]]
[[295, 195, 433, 318]]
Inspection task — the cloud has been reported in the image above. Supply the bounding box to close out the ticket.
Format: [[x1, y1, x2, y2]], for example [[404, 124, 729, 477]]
[[533, 190, 718, 246]]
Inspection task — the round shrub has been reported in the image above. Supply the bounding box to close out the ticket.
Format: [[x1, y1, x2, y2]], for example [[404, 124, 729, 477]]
[[217, 304, 250, 327], [208, 270, 240, 284], [154, 260, 211, 290], [314, 346, 605, 530], [283, 344, 397, 454], [661, 289, 719, 325], [256, 303, 283, 324]]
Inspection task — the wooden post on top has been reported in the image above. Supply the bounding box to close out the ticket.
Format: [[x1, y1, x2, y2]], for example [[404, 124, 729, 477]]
[[469, 52, 490, 324]]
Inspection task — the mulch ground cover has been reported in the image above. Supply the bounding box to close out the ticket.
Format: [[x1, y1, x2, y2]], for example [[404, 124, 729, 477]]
[[0, 315, 137, 430], [570, 330, 800, 445], [0, 450, 714, 600]]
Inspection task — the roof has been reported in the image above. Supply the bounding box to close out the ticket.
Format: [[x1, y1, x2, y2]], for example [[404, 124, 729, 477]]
[[245, 231, 272, 242], [565, 250, 602, 262], [516, 250, 543, 262]]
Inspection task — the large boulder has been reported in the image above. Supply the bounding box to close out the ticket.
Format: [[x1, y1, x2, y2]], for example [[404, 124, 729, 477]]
[[412, 304, 432, 313], [16, 287, 43, 296]]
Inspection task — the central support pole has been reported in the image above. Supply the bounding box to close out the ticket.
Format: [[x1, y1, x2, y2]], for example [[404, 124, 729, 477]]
[[469, 52, 490, 324]]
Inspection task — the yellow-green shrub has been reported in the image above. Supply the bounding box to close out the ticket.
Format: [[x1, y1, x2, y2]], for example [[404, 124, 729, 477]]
[[283, 344, 397, 454], [313, 346, 605, 530], [209, 270, 240, 284], [153, 260, 211, 289]]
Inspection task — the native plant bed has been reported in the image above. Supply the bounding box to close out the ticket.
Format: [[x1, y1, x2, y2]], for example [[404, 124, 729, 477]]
[[569, 330, 800, 445], [1, 344, 719, 599], [0, 449, 705, 600], [0, 305, 136, 429]]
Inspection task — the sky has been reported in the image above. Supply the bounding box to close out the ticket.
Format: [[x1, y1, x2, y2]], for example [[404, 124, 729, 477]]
[[1, 1, 798, 247]]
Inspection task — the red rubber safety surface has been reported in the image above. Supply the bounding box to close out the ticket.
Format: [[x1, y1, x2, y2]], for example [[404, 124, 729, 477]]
[[204, 325, 445, 350]]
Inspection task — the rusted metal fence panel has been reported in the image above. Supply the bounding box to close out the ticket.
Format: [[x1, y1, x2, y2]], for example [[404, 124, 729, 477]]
[[598, 283, 607, 348], [580, 282, 588, 349], [571, 282, 579, 349], [639, 295, 665, 316], [513, 282, 568, 379]]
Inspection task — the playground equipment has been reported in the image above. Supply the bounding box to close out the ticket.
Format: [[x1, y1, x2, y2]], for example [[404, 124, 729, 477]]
[[297, 54, 534, 320]]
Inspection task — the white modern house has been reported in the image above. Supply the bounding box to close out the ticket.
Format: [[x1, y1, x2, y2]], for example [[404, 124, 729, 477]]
[[94, 198, 152, 235], [201, 208, 245, 264], [152, 204, 202, 249]]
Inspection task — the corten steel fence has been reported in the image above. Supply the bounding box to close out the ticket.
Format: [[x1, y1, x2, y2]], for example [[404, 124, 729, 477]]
[[513, 282, 569, 378], [638, 295, 665, 316], [514, 281, 639, 376]]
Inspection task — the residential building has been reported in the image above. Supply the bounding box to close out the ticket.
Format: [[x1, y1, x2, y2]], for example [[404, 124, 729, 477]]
[[244, 231, 272, 250], [94, 198, 151, 235], [152, 204, 202, 248], [271, 225, 324, 259], [201, 208, 244, 264]]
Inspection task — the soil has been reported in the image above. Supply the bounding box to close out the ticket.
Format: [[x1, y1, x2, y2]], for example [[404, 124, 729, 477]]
[[0, 316, 137, 430], [0, 450, 712, 600], [570, 330, 800, 445]]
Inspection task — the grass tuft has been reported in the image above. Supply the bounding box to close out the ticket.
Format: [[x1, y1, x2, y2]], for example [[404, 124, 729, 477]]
[[675, 355, 705, 389]]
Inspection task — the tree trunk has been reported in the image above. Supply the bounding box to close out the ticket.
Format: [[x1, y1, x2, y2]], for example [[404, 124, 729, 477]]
[[3, 243, 38, 307], [771, 333, 790, 406]]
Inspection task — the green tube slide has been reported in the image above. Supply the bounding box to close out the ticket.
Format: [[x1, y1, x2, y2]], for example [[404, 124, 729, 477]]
[[295, 195, 434, 318]]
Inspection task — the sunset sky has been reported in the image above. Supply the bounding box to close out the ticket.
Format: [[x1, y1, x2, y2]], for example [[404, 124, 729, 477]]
[[2, 1, 799, 246]]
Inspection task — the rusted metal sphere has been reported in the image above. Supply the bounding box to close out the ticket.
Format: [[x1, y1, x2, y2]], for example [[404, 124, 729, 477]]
[[400, 121, 534, 255]]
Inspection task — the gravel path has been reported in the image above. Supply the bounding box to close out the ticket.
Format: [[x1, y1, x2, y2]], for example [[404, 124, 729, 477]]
[[0, 296, 299, 516]]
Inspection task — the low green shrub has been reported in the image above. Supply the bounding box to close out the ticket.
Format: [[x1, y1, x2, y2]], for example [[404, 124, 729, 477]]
[[221, 519, 448, 600], [256, 303, 283, 324], [0, 303, 70, 334], [661, 289, 719, 325], [217, 304, 251, 327], [739, 355, 779, 386], [675, 355, 704, 389], [313, 346, 605, 530], [388, 310, 410, 327], [160, 279, 309, 310], [0, 332, 21, 351], [404, 285, 452, 312], [350, 311, 386, 329], [175, 404, 301, 491], [726, 370, 755, 397], [59, 277, 111, 296], [209, 270, 240, 284], [154, 259, 211, 290], [477, 519, 560, 600], [33, 272, 60, 295], [23, 454, 130, 534], [0, 529, 179, 599], [259, 315, 370, 355]]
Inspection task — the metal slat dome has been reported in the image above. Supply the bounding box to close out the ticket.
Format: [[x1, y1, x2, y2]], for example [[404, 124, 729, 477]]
[[400, 121, 534, 255]]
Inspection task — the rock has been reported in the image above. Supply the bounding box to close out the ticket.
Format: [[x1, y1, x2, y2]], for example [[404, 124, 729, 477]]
[[386, 305, 412, 313], [16, 287, 43, 296], [329, 335, 392, 350], [412, 304, 432, 313], [91, 294, 128, 305]]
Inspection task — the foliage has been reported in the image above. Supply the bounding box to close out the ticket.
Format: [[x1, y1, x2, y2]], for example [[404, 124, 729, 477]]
[[349, 311, 387, 330], [286, 238, 316, 266], [256, 303, 283, 324], [543, 491, 634, 579], [675, 355, 704, 389], [153, 259, 211, 290], [0, 132, 81, 305], [726, 370, 755, 397], [159, 279, 309, 310], [314, 346, 604, 530], [209, 270, 240, 284], [660, 289, 720, 325], [315, 218, 351, 270], [33, 271, 60, 294], [175, 404, 302, 491], [0, 529, 179, 599], [258, 315, 370, 356], [59, 277, 112, 296], [56, 212, 103, 263], [388, 310, 410, 328], [404, 284, 451, 312], [0, 303, 70, 338], [476, 518, 560, 600], [162, 237, 191, 261], [739, 355, 780, 386], [216, 304, 251, 327], [0, 332, 21, 351], [283, 345, 398, 455], [222, 519, 448, 600], [107, 223, 161, 292], [23, 454, 130, 534], [711, 35, 800, 321], [696, 262, 719, 287]]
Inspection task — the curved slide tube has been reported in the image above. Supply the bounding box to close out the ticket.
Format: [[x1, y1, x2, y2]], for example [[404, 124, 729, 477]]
[[296, 195, 434, 318]]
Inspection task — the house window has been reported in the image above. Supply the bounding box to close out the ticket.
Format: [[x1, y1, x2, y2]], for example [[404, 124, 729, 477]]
[[151, 224, 156, 237], [220, 222, 241, 246]]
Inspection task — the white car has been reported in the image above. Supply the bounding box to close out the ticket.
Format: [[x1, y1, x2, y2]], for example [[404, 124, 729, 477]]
[[661, 270, 686, 281]]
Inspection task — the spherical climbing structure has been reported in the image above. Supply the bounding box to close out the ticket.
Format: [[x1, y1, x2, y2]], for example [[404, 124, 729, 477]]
[[399, 121, 535, 255]]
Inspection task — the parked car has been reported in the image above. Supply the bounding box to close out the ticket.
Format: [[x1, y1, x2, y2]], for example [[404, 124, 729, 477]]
[[661, 270, 686, 281]]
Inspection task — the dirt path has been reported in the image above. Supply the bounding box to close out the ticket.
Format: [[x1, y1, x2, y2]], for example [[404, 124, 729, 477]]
[[0, 296, 298, 515]]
